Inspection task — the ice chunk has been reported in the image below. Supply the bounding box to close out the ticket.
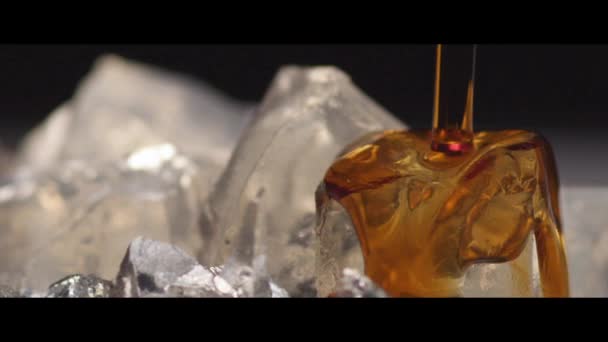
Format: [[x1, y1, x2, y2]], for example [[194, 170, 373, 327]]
[[330, 268, 387, 298], [47, 274, 113, 298], [314, 195, 365, 298], [113, 237, 280, 298], [462, 185, 608, 297], [216, 255, 289, 297], [0, 145, 206, 292], [203, 66, 406, 296], [458, 186, 606, 298], [0, 285, 19, 298], [163, 265, 238, 298], [113, 236, 200, 297], [462, 237, 540, 297], [320, 184, 608, 298], [16, 54, 251, 179], [562, 186, 608, 297], [269, 281, 290, 298]]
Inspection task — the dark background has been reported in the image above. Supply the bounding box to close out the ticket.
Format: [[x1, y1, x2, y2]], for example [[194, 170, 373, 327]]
[[0, 44, 605, 184]]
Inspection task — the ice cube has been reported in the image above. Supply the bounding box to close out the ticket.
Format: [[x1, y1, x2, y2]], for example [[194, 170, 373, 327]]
[[203, 66, 406, 296]]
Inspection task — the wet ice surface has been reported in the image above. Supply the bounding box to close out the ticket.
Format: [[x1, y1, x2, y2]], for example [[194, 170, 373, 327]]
[[0, 56, 604, 297]]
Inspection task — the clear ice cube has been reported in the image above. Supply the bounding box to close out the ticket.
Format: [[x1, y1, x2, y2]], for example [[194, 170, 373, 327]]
[[203, 66, 406, 296]]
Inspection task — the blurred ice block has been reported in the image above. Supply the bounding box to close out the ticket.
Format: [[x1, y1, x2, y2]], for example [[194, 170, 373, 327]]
[[562, 186, 608, 297], [16, 54, 251, 186], [0, 141, 13, 179], [0, 56, 251, 292], [331, 268, 388, 298], [203, 66, 406, 296]]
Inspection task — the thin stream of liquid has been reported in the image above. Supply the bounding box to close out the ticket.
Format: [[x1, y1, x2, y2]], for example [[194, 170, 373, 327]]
[[431, 44, 477, 155]]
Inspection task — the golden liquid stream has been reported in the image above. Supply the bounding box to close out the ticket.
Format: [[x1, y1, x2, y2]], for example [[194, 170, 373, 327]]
[[319, 44, 569, 297], [431, 44, 476, 154]]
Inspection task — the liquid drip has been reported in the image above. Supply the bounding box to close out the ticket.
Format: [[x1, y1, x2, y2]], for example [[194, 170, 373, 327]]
[[316, 45, 569, 297]]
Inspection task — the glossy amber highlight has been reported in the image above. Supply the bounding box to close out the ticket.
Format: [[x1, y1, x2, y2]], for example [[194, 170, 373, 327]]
[[319, 129, 569, 297]]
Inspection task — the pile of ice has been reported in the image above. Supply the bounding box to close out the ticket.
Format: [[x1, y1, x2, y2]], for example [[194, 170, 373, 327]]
[[0, 55, 602, 297]]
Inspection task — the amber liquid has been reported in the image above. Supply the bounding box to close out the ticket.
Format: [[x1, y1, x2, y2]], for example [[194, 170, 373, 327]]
[[317, 44, 569, 297], [319, 129, 569, 297]]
